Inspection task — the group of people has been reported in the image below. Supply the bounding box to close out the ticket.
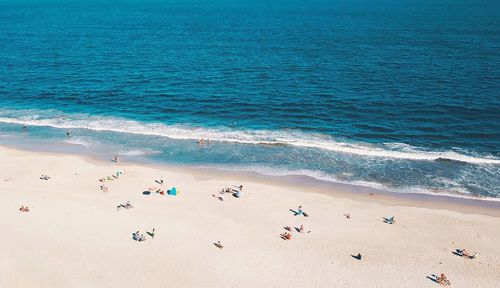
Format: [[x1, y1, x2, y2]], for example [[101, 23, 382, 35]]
[[19, 205, 30, 212], [384, 216, 396, 224], [281, 206, 311, 240], [132, 228, 155, 242], [213, 185, 244, 201], [40, 174, 51, 180], [99, 171, 125, 182], [117, 201, 133, 210]]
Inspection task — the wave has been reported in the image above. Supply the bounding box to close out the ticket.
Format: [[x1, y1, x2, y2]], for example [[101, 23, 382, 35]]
[[65, 137, 99, 148], [0, 109, 498, 165], [117, 149, 161, 156], [209, 164, 500, 201]]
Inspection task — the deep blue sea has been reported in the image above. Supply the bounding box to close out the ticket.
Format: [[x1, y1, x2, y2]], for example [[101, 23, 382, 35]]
[[0, 0, 499, 198]]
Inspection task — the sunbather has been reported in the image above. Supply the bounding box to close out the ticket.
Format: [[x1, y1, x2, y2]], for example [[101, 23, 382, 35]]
[[281, 232, 292, 240], [437, 273, 450, 286], [297, 206, 303, 216], [212, 194, 224, 201], [384, 216, 395, 224], [132, 231, 140, 241], [147, 228, 155, 239], [459, 249, 477, 259], [117, 201, 133, 210], [215, 241, 223, 249]]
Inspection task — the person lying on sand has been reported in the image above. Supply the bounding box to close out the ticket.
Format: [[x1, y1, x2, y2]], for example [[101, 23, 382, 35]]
[[215, 241, 223, 249], [436, 273, 450, 286], [457, 249, 478, 259], [344, 213, 351, 219], [117, 201, 133, 210], [147, 228, 155, 239], [280, 232, 292, 240], [40, 174, 51, 180], [132, 231, 140, 241], [299, 225, 304, 233], [132, 231, 146, 242], [212, 194, 224, 201], [297, 206, 303, 216], [384, 216, 395, 224]]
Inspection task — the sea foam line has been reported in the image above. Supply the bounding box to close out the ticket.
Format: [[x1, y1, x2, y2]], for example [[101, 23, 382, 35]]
[[0, 113, 498, 165]]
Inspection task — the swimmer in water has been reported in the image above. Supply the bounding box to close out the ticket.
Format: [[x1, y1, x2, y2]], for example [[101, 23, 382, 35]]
[[66, 130, 71, 137]]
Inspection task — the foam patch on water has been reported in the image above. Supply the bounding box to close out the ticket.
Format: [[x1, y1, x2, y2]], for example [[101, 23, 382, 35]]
[[117, 149, 161, 156]]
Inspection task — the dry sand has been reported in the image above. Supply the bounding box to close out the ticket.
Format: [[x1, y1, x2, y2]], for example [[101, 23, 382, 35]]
[[1, 146, 499, 288]]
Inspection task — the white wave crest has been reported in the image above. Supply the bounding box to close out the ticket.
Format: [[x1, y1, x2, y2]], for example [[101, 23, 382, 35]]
[[0, 110, 498, 165]]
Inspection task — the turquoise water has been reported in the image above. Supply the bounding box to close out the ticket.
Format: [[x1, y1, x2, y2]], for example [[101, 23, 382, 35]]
[[0, 0, 499, 197]]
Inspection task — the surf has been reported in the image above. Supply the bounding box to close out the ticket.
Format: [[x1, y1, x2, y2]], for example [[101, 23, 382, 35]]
[[0, 109, 498, 165]]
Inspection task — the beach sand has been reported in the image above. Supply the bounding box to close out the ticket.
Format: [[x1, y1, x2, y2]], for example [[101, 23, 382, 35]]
[[1, 146, 499, 288]]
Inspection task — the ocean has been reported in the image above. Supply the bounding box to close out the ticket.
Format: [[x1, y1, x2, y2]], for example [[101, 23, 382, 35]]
[[0, 0, 499, 198]]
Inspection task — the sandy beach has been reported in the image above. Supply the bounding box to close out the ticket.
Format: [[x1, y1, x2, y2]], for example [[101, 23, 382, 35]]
[[1, 145, 499, 288]]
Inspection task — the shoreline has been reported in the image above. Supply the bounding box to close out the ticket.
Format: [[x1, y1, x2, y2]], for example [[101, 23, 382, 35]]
[[2, 143, 500, 217]]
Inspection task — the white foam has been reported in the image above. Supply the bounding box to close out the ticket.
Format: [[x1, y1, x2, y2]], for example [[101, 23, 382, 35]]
[[211, 164, 500, 201], [118, 149, 161, 156], [65, 137, 98, 148], [0, 110, 499, 165]]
